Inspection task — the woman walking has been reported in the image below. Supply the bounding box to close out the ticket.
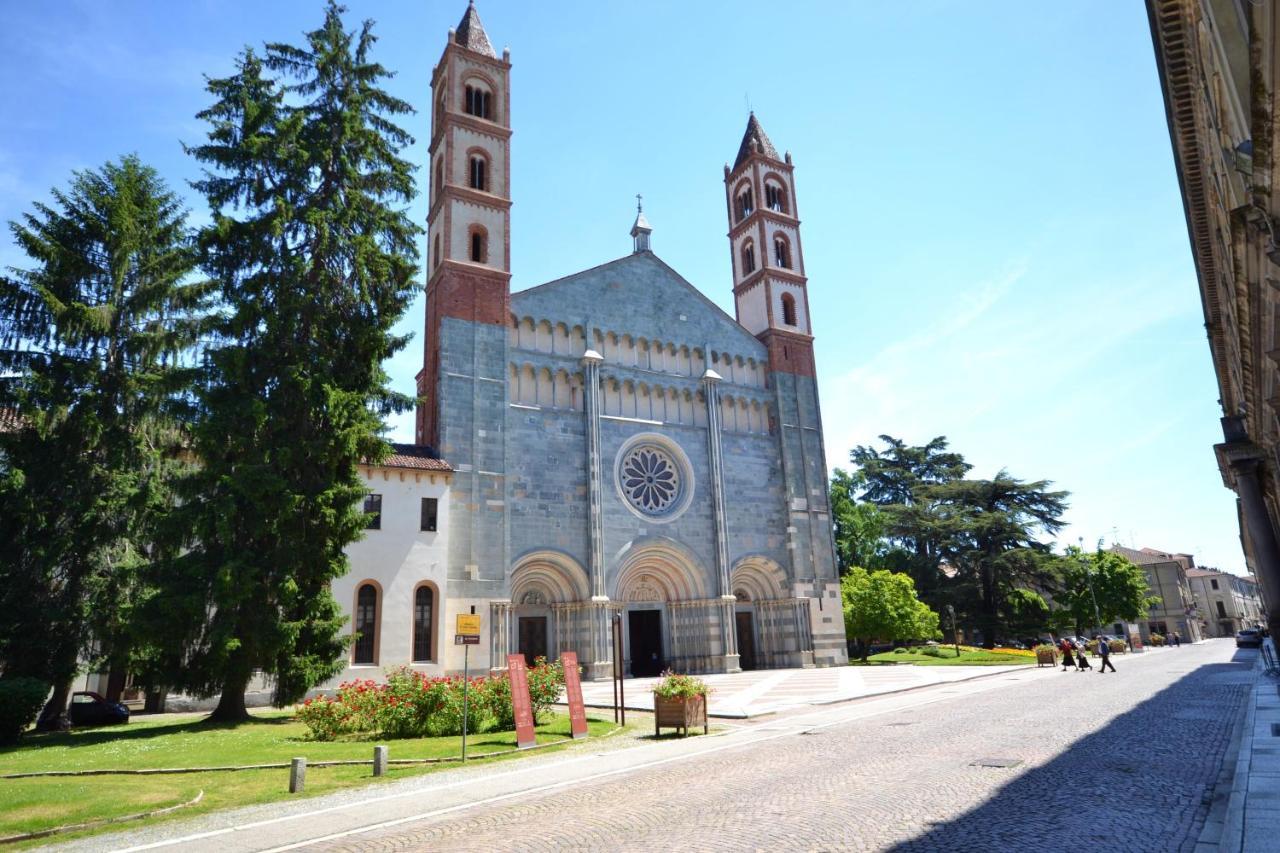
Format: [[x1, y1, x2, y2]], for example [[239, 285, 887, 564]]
[[1060, 638, 1076, 671]]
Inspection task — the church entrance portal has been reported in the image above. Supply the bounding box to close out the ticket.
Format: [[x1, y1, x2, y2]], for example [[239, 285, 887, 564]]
[[628, 609, 664, 676], [517, 616, 547, 666], [736, 611, 757, 670]]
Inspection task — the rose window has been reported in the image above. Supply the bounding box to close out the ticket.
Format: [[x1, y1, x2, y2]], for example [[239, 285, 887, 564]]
[[620, 446, 680, 514]]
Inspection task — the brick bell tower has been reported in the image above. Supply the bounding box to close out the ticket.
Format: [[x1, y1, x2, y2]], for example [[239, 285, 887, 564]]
[[417, 1, 512, 450], [725, 114, 844, 665]]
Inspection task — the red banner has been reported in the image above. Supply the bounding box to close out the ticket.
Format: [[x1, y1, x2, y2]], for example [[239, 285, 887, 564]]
[[560, 651, 588, 739], [507, 654, 536, 749]]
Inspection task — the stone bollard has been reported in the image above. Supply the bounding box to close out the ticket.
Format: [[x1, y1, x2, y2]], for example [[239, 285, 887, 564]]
[[373, 745, 388, 777], [289, 757, 306, 793]]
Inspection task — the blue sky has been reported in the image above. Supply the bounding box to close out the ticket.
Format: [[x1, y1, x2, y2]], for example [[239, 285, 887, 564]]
[[0, 2, 1243, 572]]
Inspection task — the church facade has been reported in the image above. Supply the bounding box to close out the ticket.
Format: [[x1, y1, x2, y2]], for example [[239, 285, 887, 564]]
[[332, 3, 847, 686]]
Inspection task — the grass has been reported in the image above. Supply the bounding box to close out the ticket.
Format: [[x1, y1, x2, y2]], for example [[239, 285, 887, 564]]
[[852, 647, 1036, 667], [0, 710, 621, 846]]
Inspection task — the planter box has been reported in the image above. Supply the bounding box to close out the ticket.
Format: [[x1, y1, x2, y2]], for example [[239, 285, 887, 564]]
[[1035, 649, 1057, 667], [654, 694, 708, 737]]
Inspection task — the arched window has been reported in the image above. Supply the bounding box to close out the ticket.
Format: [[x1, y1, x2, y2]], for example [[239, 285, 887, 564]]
[[469, 155, 487, 191], [470, 227, 487, 264], [413, 585, 434, 662], [353, 583, 378, 664], [464, 84, 492, 119], [736, 186, 754, 222], [741, 241, 756, 275], [781, 292, 797, 326], [774, 236, 790, 269], [434, 158, 443, 201], [765, 182, 787, 213]]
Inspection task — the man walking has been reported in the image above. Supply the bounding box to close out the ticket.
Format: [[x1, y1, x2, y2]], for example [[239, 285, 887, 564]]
[[1096, 635, 1117, 673], [1172, 631, 1181, 648]]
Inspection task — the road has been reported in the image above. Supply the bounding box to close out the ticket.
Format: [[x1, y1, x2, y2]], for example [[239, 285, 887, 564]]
[[89, 641, 1254, 853]]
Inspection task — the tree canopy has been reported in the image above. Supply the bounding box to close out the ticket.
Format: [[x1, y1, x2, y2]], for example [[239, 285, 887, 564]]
[[1055, 546, 1157, 632], [841, 567, 941, 662]]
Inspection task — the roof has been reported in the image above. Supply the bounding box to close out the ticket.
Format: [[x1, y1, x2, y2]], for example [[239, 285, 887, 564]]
[[733, 112, 780, 170], [0, 407, 21, 433], [377, 443, 452, 472], [454, 1, 496, 58], [1110, 544, 1174, 566]]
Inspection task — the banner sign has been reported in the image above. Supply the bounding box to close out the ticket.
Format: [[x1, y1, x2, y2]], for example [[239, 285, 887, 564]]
[[560, 651, 588, 740], [506, 654, 537, 749]]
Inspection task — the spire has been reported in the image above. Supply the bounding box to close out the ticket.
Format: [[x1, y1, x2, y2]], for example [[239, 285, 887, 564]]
[[733, 111, 780, 170], [631, 194, 652, 253], [454, 1, 496, 58]]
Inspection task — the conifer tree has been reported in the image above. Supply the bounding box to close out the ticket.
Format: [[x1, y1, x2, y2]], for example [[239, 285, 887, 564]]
[[150, 2, 421, 720], [0, 156, 205, 727]]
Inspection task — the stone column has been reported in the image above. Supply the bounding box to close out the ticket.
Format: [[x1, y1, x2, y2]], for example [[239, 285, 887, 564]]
[[581, 349, 613, 679], [488, 600, 510, 673], [702, 368, 740, 673], [1218, 416, 1280, 640]]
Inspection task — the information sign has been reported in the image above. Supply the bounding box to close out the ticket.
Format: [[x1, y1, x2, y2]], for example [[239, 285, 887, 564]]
[[456, 613, 481, 636], [560, 651, 589, 739], [506, 654, 537, 749]]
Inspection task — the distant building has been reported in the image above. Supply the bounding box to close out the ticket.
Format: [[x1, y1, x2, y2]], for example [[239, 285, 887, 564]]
[[1111, 545, 1204, 642], [1146, 0, 1280, 637], [1187, 568, 1266, 637]]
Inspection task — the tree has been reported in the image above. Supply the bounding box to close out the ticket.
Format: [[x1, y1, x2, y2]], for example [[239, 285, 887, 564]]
[[145, 2, 421, 721], [846, 436, 970, 599], [841, 567, 941, 662], [0, 156, 205, 727], [1056, 546, 1157, 633], [829, 469, 888, 573], [926, 473, 1068, 647]]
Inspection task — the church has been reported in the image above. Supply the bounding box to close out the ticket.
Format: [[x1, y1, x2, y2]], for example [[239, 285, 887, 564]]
[[328, 2, 848, 686]]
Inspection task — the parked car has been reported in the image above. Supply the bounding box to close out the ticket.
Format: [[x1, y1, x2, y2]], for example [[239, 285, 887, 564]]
[[1236, 628, 1264, 649], [68, 691, 129, 727]]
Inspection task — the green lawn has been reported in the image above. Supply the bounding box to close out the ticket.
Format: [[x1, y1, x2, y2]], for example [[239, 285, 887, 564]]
[[0, 710, 621, 845], [853, 648, 1036, 666]]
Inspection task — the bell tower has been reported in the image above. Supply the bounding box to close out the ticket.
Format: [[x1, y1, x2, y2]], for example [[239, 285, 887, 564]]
[[417, 0, 512, 448], [724, 113, 814, 377]]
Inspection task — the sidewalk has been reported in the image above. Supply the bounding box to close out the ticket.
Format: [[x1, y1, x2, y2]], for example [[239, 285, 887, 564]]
[[1198, 639, 1280, 852]]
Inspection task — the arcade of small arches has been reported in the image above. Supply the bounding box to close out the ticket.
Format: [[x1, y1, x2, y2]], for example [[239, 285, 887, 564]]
[[490, 547, 816, 678], [508, 362, 772, 435], [508, 315, 768, 388]]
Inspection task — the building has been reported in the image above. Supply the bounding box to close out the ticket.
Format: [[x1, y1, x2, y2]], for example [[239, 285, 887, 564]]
[[333, 3, 847, 683], [1111, 545, 1204, 642], [1146, 0, 1280, 637], [1187, 568, 1265, 637]]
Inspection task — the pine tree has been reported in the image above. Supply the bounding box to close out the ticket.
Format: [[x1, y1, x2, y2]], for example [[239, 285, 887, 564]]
[[149, 2, 421, 721], [0, 156, 206, 727]]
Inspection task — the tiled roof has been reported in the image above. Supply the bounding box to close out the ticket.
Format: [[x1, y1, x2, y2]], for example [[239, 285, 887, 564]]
[[733, 112, 780, 170], [378, 443, 451, 472], [1110, 544, 1171, 565], [454, 1, 496, 58], [0, 407, 22, 433]]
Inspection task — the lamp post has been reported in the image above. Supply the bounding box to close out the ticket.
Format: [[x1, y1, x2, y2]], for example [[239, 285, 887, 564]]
[[1079, 537, 1104, 641], [946, 604, 960, 658]]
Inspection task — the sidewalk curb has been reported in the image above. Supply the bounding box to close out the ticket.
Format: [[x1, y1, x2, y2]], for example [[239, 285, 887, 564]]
[[1196, 649, 1263, 852]]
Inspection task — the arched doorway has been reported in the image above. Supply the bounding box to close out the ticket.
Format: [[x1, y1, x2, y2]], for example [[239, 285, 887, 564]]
[[731, 556, 809, 670], [612, 538, 711, 675], [509, 551, 590, 666]]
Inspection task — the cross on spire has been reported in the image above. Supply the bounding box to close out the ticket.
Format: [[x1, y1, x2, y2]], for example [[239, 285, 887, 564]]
[[631, 194, 652, 253]]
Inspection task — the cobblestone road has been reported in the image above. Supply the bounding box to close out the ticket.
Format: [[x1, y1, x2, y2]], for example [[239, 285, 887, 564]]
[[312, 642, 1253, 853]]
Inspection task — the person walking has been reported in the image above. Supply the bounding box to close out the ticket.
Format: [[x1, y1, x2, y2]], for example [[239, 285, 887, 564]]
[[1096, 635, 1116, 673], [1172, 631, 1181, 648], [1060, 638, 1075, 671]]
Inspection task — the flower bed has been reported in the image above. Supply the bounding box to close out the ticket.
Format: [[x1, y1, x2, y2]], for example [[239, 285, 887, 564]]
[[298, 659, 566, 741]]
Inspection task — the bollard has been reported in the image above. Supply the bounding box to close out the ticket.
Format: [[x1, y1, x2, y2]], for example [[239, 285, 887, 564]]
[[373, 745, 388, 777], [289, 757, 306, 793]]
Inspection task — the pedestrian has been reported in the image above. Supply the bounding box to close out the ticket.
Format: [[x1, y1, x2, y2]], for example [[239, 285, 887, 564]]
[[1060, 638, 1075, 671], [1173, 631, 1181, 648], [1096, 635, 1116, 673], [1076, 647, 1092, 671]]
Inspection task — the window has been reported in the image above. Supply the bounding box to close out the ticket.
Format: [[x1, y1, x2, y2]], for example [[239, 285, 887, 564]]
[[741, 242, 755, 275], [469, 156, 487, 191], [737, 188, 754, 221], [765, 183, 786, 213], [363, 494, 382, 530], [774, 237, 790, 268], [413, 586, 434, 662], [1210, 578, 1219, 590], [781, 292, 797, 326], [434, 158, 443, 200], [465, 85, 492, 119], [433, 233, 441, 269], [470, 230, 486, 263], [420, 497, 438, 532], [1216, 600, 1227, 618], [353, 583, 378, 664]]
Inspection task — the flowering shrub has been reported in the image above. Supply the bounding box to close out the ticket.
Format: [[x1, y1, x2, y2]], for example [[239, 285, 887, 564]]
[[1032, 644, 1058, 655], [652, 671, 709, 700], [1149, 633, 1165, 646], [990, 647, 1036, 657], [298, 660, 566, 741]]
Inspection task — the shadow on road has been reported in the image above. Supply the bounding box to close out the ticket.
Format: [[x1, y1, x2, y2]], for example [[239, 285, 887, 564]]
[[888, 649, 1257, 852]]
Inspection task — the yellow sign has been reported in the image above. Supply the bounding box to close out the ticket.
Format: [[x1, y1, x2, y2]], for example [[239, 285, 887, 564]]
[[456, 614, 481, 636]]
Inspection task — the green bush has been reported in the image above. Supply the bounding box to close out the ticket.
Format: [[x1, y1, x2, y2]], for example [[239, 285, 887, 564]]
[[892, 647, 908, 654], [1033, 644, 1058, 655], [652, 671, 709, 700], [1149, 633, 1165, 646], [0, 678, 49, 745], [919, 645, 946, 658]]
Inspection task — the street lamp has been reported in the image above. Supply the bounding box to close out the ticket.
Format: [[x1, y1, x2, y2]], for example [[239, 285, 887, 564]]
[[1079, 537, 1104, 641], [946, 604, 960, 658]]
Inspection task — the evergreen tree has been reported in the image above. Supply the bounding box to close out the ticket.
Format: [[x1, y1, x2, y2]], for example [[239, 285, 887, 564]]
[[829, 468, 888, 573], [0, 156, 205, 727], [149, 2, 421, 721]]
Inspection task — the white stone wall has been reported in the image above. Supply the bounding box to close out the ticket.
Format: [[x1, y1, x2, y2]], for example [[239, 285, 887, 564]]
[[774, 279, 809, 333], [736, 280, 769, 335], [451, 126, 507, 197], [326, 467, 451, 686], [449, 198, 506, 268]]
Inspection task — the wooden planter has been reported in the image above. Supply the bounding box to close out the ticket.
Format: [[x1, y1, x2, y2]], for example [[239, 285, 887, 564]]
[[1035, 649, 1057, 667], [654, 694, 708, 737]]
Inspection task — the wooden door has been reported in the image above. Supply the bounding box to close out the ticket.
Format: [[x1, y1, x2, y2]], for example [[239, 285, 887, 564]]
[[518, 616, 548, 666], [736, 611, 757, 670]]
